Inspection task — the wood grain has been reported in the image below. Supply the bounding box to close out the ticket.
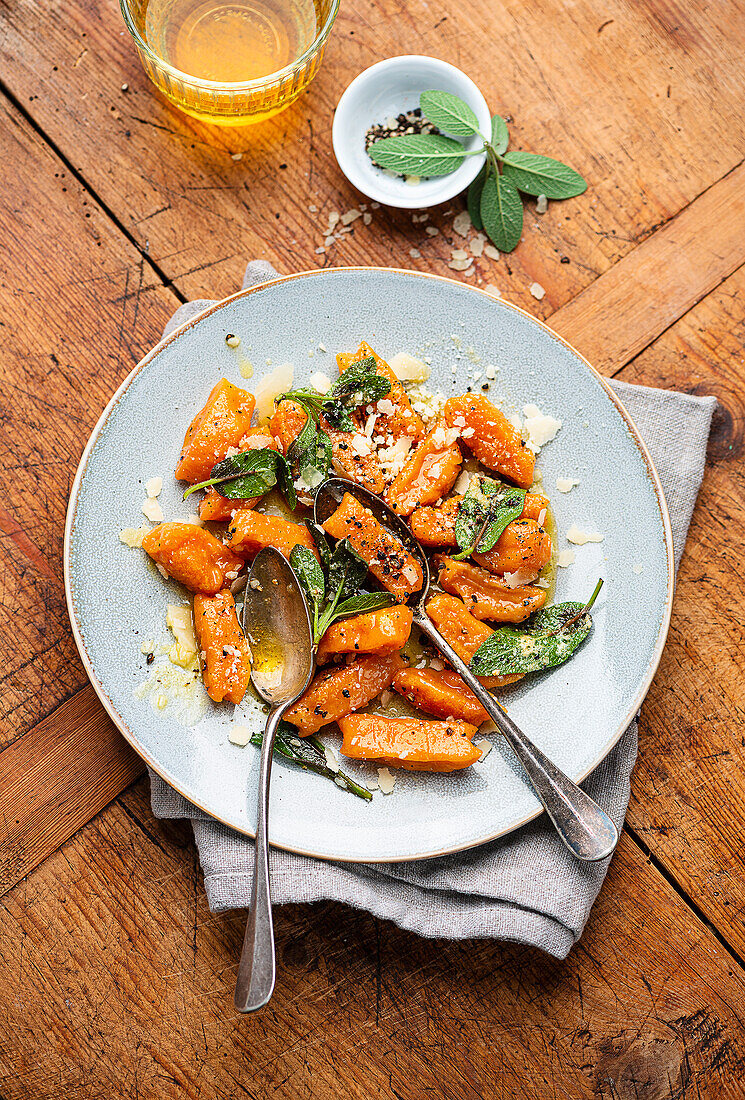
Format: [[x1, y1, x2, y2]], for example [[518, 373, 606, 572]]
[[1, 0, 745, 312], [0, 94, 175, 746], [1, 779, 745, 1099], [613, 261, 745, 961], [551, 161, 745, 374], [0, 685, 143, 897], [1, 0, 745, 1092]]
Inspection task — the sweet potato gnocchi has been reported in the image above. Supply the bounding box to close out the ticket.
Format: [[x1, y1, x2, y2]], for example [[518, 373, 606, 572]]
[[130, 340, 587, 795]]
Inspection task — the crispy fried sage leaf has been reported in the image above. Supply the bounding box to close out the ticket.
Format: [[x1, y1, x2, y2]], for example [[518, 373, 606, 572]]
[[470, 580, 603, 677], [290, 544, 325, 609], [183, 448, 297, 510], [327, 538, 370, 603], [250, 722, 372, 801], [453, 476, 527, 560], [334, 591, 396, 620], [289, 409, 333, 489]]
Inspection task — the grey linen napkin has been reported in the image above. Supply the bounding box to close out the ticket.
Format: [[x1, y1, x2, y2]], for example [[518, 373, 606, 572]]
[[149, 261, 715, 958]]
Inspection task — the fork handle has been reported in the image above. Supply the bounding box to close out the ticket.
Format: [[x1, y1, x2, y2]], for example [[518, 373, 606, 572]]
[[414, 611, 618, 862], [234, 701, 289, 1012]]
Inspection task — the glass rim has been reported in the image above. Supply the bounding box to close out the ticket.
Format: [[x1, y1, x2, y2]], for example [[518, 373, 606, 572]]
[[119, 0, 341, 91]]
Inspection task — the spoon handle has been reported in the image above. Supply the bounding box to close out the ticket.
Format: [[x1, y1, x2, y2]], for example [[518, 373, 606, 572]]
[[414, 611, 618, 862], [234, 702, 289, 1012]]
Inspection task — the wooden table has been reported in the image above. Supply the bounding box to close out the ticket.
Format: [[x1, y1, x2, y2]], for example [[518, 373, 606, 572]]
[[2, 0, 744, 1094]]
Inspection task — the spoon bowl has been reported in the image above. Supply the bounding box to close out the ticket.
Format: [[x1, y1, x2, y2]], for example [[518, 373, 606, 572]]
[[241, 549, 316, 705], [314, 477, 618, 863], [234, 547, 314, 1013]]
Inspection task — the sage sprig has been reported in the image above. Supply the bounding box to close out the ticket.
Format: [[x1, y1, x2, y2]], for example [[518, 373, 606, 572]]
[[250, 721, 372, 801], [469, 579, 603, 677], [277, 356, 391, 487], [452, 476, 527, 560], [367, 88, 587, 253], [291, 533, 395, 645], [183, 448, 297, 510]]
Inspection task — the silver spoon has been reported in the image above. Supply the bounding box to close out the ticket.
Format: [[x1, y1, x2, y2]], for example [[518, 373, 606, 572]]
[[234, 547, 314, 1012], [314, 477, 618, 863]]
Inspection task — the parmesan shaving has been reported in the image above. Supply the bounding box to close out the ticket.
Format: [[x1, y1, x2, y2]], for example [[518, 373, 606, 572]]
[[522, 404, 562, 452], [377, 767, 396, 794], [229, 725, 253, 747], [119, 526, 150, 548], [142, 497, 163, 522], [390, 351, 430, 383], [254, 361, 294, 421], [566, 525, 604, 545]]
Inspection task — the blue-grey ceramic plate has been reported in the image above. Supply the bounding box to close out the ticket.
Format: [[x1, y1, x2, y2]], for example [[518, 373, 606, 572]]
[[65, 268, 673, 863]]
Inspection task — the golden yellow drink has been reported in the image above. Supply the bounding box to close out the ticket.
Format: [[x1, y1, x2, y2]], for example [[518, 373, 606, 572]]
[[121, 0, 338, 125]]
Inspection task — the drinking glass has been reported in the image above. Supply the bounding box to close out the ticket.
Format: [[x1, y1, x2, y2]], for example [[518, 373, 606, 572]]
[[120, 0, 340, 125]]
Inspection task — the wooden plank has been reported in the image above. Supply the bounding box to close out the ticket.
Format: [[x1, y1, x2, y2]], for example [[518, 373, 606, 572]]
[[0, 685, 143, 897], [0, 95, 176, 746], [1, 0, 745, 314], [611, 261, 745, 962], [550, 161, 745, 374], [4, 77, 745, 914], [1, 778, 745, 1098]]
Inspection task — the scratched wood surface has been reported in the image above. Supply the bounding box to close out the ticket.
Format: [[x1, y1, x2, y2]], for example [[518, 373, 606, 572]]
[[1, 0, 745, 1094]]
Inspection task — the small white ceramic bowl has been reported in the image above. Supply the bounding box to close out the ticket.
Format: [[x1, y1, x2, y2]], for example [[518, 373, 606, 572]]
[[332, 56, 490, 210]]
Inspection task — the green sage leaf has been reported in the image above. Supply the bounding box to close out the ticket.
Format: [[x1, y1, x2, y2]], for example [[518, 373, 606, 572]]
[[490, 114, 509, 155], [467, 164, 487, 231], [250, 722, 372, 801], [470, 580, 603, 677], [304, 520, 332, 570], [290, 544, 325, 609], [420, 89, 481, 137], [480, 171, 523, 253], [453, 476, 527, 560], [327, 538, 370, 603], [334, 591, 397, 620], [289, 410, 332, 489], [368, 133, 467, 178], [182, 448, 293, 505], [501, 151, 587, 199]]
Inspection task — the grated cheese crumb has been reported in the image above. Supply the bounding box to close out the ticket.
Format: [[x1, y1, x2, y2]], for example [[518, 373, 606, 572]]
[[484, 244, 500, 260], [530, 282, 546, 300], [145, 476, 163, 498], [557, 549, 575, 567], [453, 211, 471, 237], [474, 738, 493, 761], [323, 743, 340, 773], [633, 564, 644, 575], [556, 477, 580, 493]]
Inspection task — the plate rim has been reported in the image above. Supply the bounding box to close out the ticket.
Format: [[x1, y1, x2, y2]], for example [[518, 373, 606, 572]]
[[64, 266, 675, 863]]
